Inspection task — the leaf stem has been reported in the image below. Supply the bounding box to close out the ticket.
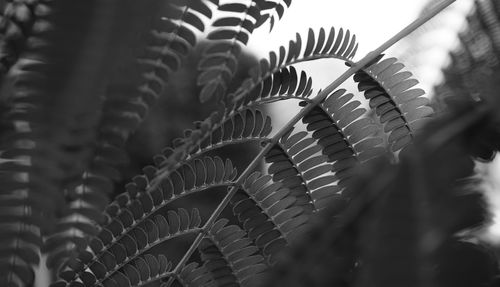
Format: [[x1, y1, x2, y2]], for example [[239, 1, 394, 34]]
[[166, 0, 456, 285]]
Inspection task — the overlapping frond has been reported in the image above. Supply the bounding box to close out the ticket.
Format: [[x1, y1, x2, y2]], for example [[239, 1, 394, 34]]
[[146, 106, 272, 197], [47, 1, 221, 271], [56, 208, 202, 286], [141, 108, 271, 188], [302, 89, 385, 187], [77, 0, 219, 209], [75, 0, 220, 215], [232, 66, 313, 109], [265, 129, 342, 211], [232, 26, 357, 104], [198, 1, 260, 102], [265, 102, 495, 287], [353, 57, 434, 153], [88, 155, 236, 260], [199, 219, 268, 287], [174, 108, 273, 157], [231, 171, 309, 263]]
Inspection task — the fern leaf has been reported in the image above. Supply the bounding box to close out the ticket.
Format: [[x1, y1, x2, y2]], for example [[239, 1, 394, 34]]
[[353, 56, 434, 153], [54, 254, 173, 287], [179, 108, 273, 157], [302, 89, 385, 187], [154, 76, 303, 183], [265, 27, 357, 75], [232, 66, 313, 109], [254, 0, 293, 31], [265, 129, 342, 211], [59, 208, 202, 286], [198, 1, 261, 102], [178, 262, 216, 287], [109, 253, 172, 286], [49, 105, 245, 278], [231, 171, 309, 263], [57, 156, 236, 283], [199, 219, 268, 287], [151, 106, 272, 174], [232, 27, 357, 104]]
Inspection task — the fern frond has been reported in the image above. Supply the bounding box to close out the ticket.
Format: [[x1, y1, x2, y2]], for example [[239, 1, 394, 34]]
[[154, 70, 310, 181], [302, 89, 385, 187], [115, 254, 173, 287], [138, 0, 217, 103], [53, 254, 173, 287], [232, 27, 357, 104], [42, 1, 157, 271], [59, 208, 202, 286], [146, 112, 221, 182], [0, 0, 51, 76], [232, 66, 313, 109], [174, 108, 273, 158], [56, 156, 236, 284], [47, 1, 220, 270], [231, 171, 309, 263], [254, 0, 292, 31], [265, 129, 342, 211], [353, 57, 434, 153], [82, 0, 219, 199], [284, 27, 358, 65], [198, 1, 261, 102], [0, 1, 102, 283], [80, 0, 219, 200], [199, 219, 268, 287], [178, 262, 216, 287], [44, 147, 126, 271]]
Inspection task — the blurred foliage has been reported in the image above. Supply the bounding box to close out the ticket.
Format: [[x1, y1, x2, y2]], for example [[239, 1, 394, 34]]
[[2, 1, 500, 287]]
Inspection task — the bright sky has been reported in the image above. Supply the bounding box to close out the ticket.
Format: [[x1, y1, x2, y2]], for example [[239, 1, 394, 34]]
[[247, 0, 472, 92], [248, 0, 428, 58]]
